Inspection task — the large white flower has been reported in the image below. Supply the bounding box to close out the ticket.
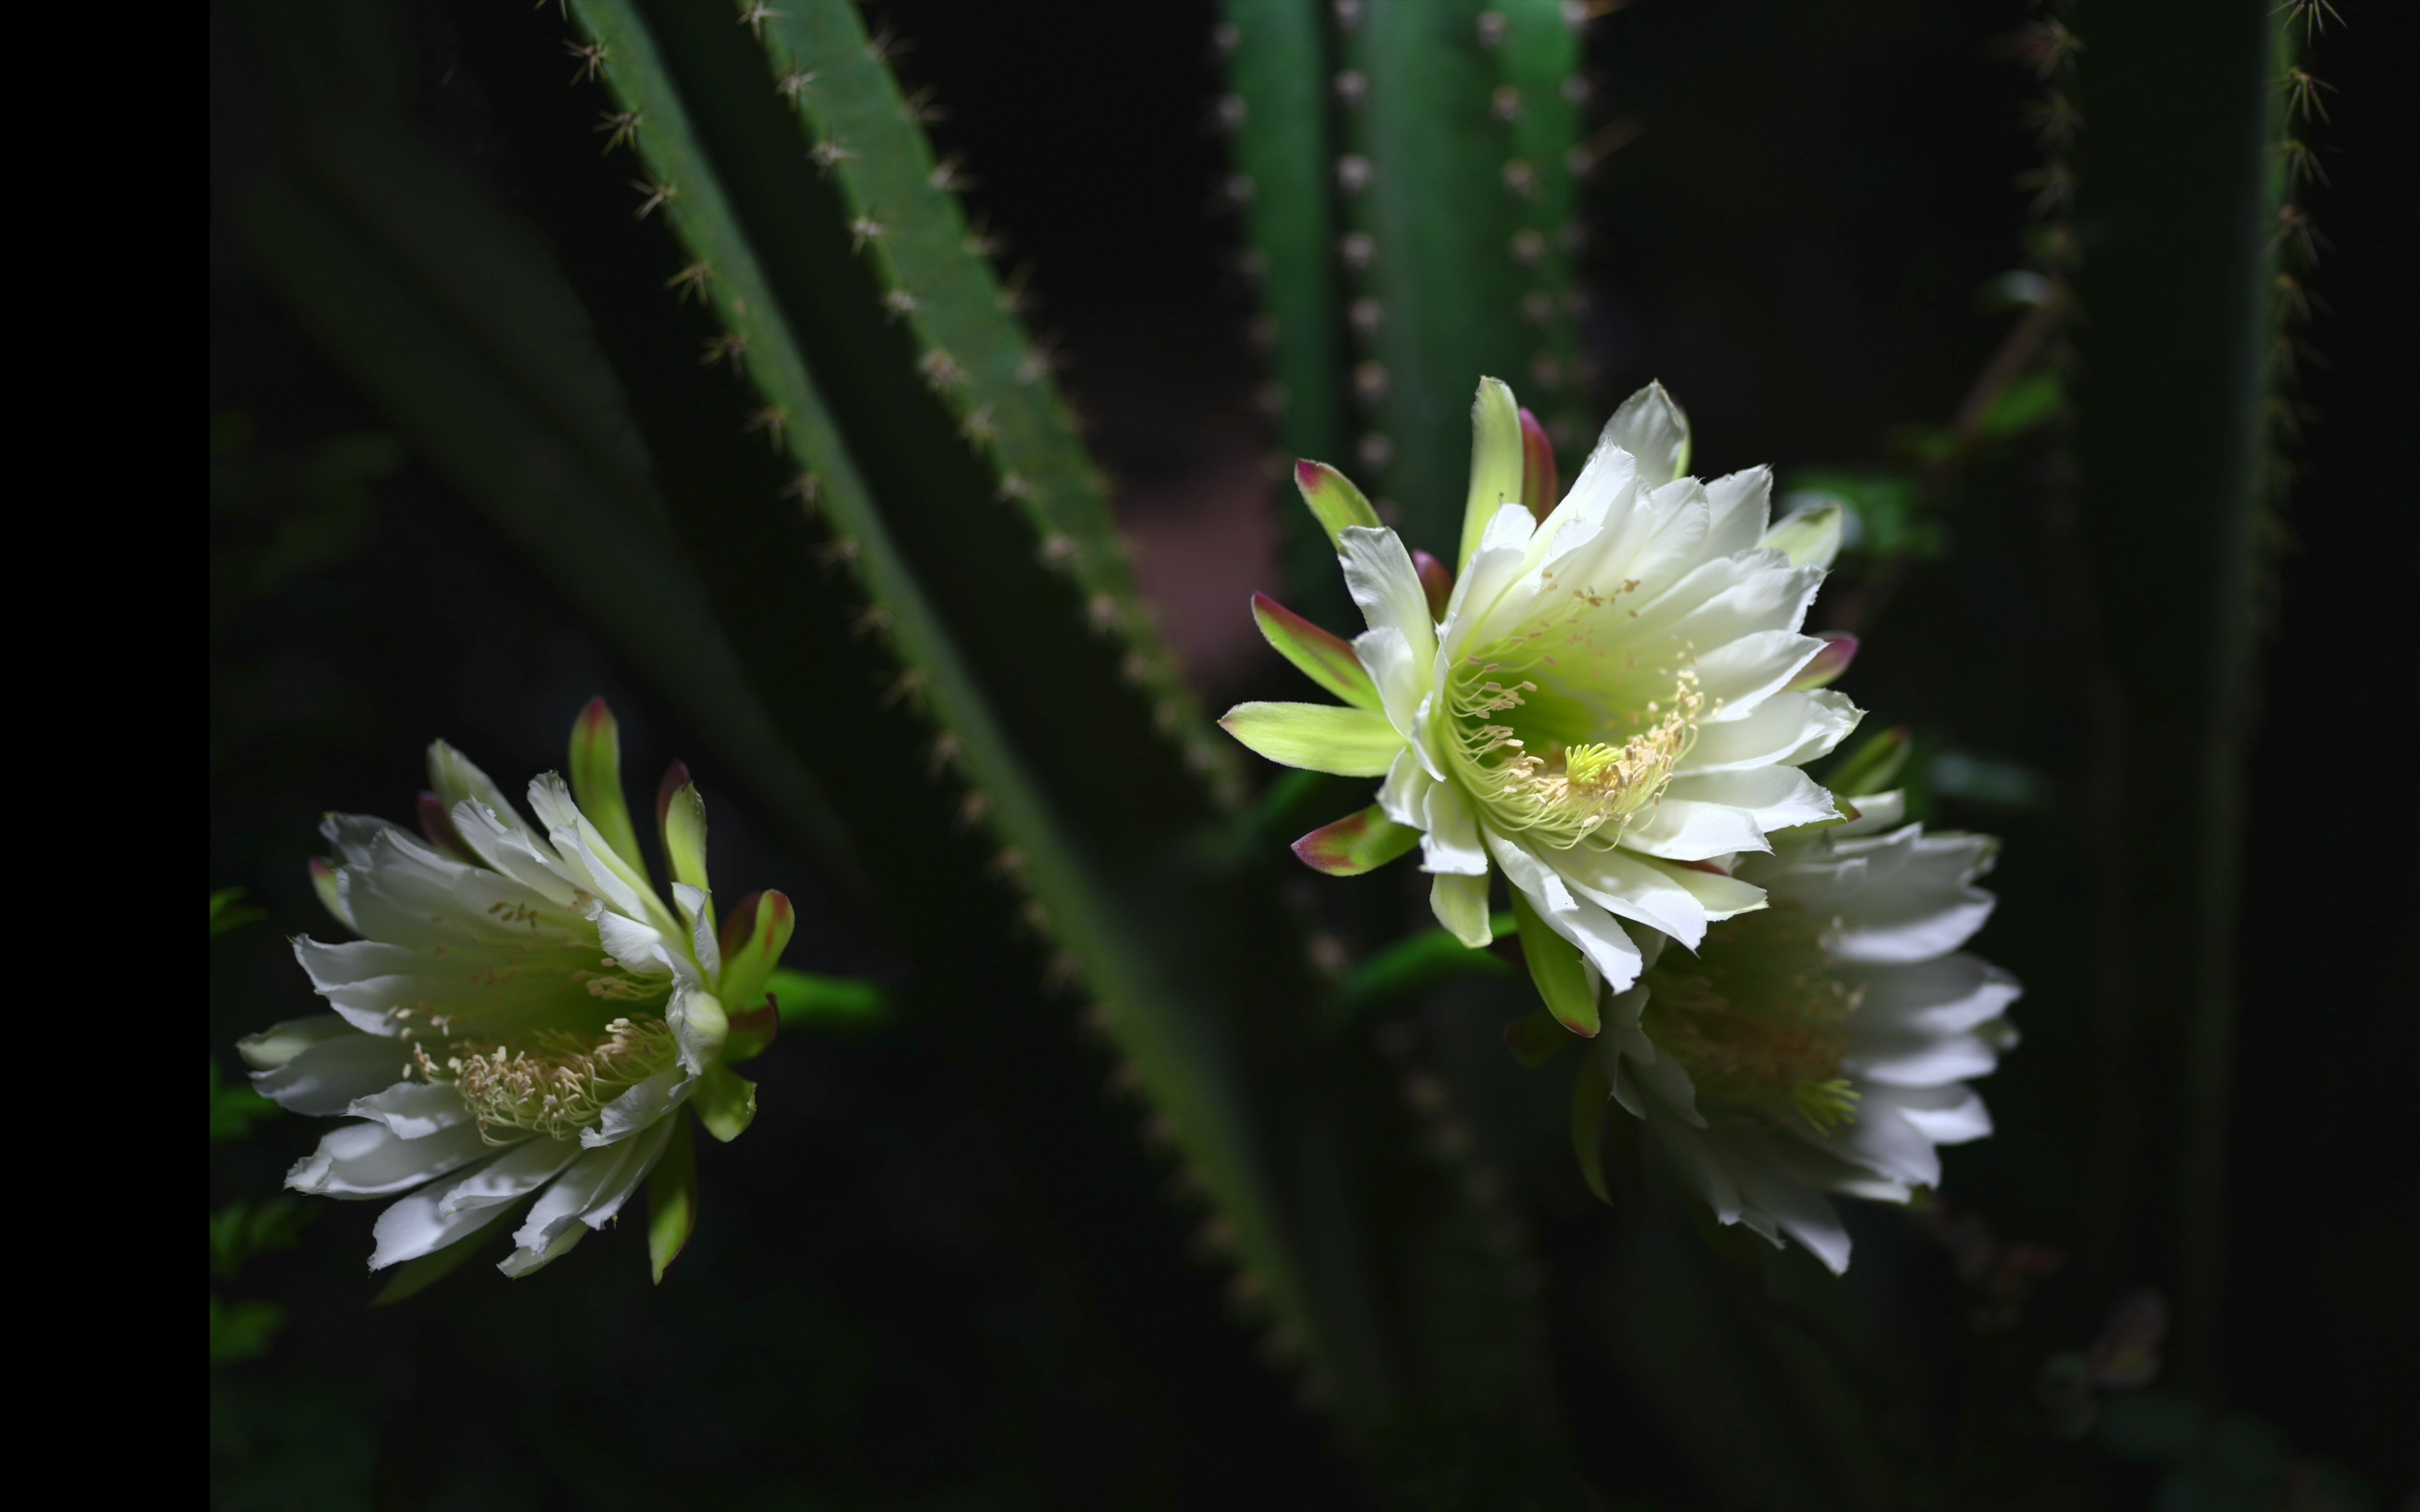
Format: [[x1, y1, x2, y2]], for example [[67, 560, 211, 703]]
[[1225, 379, 1861, 1028], [1592, 791, 2020, 1272], [239, 700, 793, 1287]]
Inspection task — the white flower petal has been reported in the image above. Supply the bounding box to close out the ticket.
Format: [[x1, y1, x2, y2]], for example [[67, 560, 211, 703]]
[[1646, 1118, 1743, 1224], [1377, 747, 1435, 828], [1826, 827, 1999, 963], [1599, 381, 1691, 489], [1690, 630, 1828, 724], [528, 774, 660, 925], [1700, 466, 1774, 558], [580, 1066, 697, 1148], [1843, 1026, 2003, 1089], [1723, 1135, 1854, 1273], [1555, 420, 1642, 531], [1352, 627, 1426, 742], [287, 1119, 498, 1200], [499, 1123, 666, 1278], [1835, 788, 1907, 835], [503, 1143, 634, 1270], [1677, 690, 1861, 775], [1486, 830, 1645, 990], [1663, 767, 1840, 834], [1622, 794, 1772, 862], [346, 1081, 474, 1140], [1882, 1083, 1994, 1144], [1848, 954, 2023, 1037], [445, 799, 580, 908], [1814, 1092, 1944, 1189], [1553, 844, 1716, 949], [436, 1135, 584, 1217], [428, 741, 537, 841], [578, 1114, 675, 1233], [1417, 780, 1490, 876], [368, 1159, 522, 1271], [251, 1025, 411, 1114], [1337, 526, 1437, 666], [673, 881, 721, 981], [592, 909, 679, 979]]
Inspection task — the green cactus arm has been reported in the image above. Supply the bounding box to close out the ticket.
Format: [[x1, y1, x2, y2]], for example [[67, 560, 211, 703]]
[[604, 0, 1238, 827], [2066, 0, 2290, 1394], [1494, 0, 1590, 453], [1219, 0, 1351, 619], [236, 153, 861, 895], [559, 0, 1354, 1407], [749, 4, 1240, 801]]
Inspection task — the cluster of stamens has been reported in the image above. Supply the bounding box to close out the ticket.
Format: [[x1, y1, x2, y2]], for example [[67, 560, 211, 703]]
[[1440, 577, 1712, 849], [415, 1016, 681, 1142], [1642, 902, 1863, 1133]]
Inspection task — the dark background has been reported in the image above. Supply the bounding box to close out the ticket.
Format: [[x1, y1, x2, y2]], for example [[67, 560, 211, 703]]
[[211, 1, 2416, 1506]]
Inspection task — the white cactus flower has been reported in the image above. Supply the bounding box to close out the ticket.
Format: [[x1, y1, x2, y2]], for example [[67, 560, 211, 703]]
[[1225, 378, 1861, 1031], [239, 700, 792, 1289], [1595, 791, 2021, 1272]]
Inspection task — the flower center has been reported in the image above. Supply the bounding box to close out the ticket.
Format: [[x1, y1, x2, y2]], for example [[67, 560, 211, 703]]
[[1443, 660, 1699, 850], [417, 1016, 681, 1141], [1641, 901, 1861, 1132], [382, 901, 684, 1140], [1441, 573, 1711, 849]]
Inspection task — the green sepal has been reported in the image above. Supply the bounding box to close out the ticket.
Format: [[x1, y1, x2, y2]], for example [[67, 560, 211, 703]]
[[1762, 503, 1847, 570], [1571, 1051, 1612, 1205], [1503, 1008, 1576, 1070], [210, 886, 266, 938], [1457, 377, 1525, 573], [647, 1114, 699, 1282], [1511, 888, 1599, 1037], [715, 890, 796, 1015], [1826, 725, 1912, 799], [1336, 924, 1512, 1020], [567, 697, 648, 874], [1219, 701, 1403, 777], [660, 779, 711, 897], [1293, 459, 1382, 550], [1518, 407, 1559, 520], [1291, 804, 1420, 876], [695, 1064, 758, 1143], [1252, 593, 1382, 711], [766, 966, 889, 1028]]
